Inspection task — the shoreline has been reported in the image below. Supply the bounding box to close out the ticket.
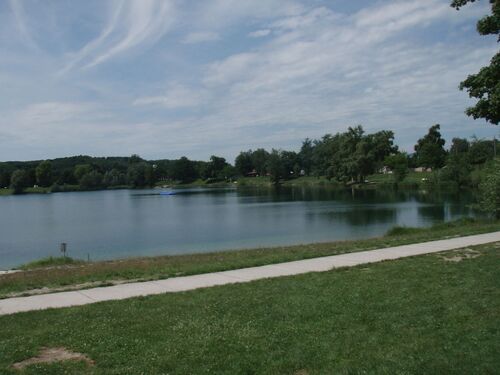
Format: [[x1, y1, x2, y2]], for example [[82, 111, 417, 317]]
[[1, 218, 498, 298], [2, 230, 499, 315], [0, 171, 468, 196]]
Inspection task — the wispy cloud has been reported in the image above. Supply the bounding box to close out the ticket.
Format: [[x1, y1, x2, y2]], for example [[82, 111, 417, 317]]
[[0, 0, 497, 162], [61, 0, 176, 73], [134, 84, 208, 109], [248, 29, 271, 38], [181, 31, 219, 44], [7, 0, 41, 51]]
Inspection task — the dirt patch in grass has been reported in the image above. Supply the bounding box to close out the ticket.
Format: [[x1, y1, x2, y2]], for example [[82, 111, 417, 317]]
[[11, 347, 94, 370], [438, 248, 482, 263]]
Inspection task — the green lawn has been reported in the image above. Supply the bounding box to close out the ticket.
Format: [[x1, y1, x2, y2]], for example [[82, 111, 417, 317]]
[[1, 241, 499, 374], [0, 188, 13, 195], [1, 219, 499, 299], [366, 171, 435, 186]]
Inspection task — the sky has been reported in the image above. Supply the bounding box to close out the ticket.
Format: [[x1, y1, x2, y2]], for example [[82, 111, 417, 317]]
[[0, 0, 498, 163]]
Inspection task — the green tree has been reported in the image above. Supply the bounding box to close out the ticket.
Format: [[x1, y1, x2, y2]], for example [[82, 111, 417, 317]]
[[414, 124, 447, 169], [441, 153, 472, 187], [450, 137, 470, 154], [129, 154, 144, 164], [235, 151, 253, 176], [103, 169, 126, 187], [171, 157, 197, 183], [299, 138, 314, 175], [468, 137, 496, 164], [35, 160, 52, 187], [74, 164, 92, 182], [266, 150, 286, 185], [10, 169, 29, 194], [79, 170, 103, 189], [452, 0, 499, 125], [127, 162, 153, 187], [204, 155, 227, 180], [312, 134, 336, 177], [280, 151, 299, 177], [251, 149, 270, 176], [221, 165, 237, 180], [369, 130, 398, 163], [384, 153, 409, 183], [0, 164, 11, 188], [478, 157, 500, 218]]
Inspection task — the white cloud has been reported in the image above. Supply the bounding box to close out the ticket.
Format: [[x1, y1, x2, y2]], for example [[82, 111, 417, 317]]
[[248, 29, 271, 38], [203, 52, 259, 86], [181, 31, 220, 44], [17, 102, 94, 124], [134, 84, 207, 109], [1, 0, 497, 161], [61, 0, 176, 72]]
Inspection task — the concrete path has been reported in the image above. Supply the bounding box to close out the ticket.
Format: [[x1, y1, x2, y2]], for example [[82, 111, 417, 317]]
[[1, 231, 499, 316]]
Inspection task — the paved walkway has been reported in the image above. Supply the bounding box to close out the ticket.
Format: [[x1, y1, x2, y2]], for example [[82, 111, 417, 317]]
[[1, 231, 499, 316]]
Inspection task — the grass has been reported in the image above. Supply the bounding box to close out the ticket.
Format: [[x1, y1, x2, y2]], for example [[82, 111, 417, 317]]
[[1, 218, 499, 298], [0, 188, 13, 195], [18, 257, 85, 271], [236, 176, 273, 186], [237, 173, 436, 188], [366, 171, 435, 187], [1, 241, 499, 374], [24, 187, 51, 194]]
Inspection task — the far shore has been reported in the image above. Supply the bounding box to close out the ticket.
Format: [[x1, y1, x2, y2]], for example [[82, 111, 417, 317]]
[[0, 171, 454, 196]]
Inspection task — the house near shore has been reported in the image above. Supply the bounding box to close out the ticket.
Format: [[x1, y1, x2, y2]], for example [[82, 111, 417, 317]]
[[379, 166, 393, 174], [246, 170, 259, 177], [414, 167, 432, 172]]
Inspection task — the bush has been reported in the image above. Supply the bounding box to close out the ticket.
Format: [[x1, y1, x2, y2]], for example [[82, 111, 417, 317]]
[[478, 158, 500, 218]]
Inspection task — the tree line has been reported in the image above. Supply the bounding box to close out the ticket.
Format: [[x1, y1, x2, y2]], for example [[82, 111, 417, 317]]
[[0, 124, 498, 194]]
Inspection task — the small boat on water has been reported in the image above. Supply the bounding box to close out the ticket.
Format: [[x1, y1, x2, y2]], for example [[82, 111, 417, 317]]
[[159, 191, 176, 196]]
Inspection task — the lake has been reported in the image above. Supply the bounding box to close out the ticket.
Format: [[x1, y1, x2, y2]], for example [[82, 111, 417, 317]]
[[0, 187, 478, 269]]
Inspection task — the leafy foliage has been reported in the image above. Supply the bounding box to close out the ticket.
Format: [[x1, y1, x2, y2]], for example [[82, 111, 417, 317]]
[[478, 157, 500, 218], [452, 0, 499, 124], [9, 170, 29, 194], [35, 160, 52, 187], [414, 124, 447, 169], [384, 153, 409, 182]]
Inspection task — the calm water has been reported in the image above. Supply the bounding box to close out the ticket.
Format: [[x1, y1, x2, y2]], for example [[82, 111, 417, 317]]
[[0, 187, 478, 269]]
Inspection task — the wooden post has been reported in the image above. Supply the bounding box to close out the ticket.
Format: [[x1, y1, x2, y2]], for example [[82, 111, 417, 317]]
[[60, 243, 67, 258]]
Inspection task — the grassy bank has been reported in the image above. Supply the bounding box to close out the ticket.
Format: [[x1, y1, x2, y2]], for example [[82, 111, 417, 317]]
[[1, 218, 499, 299], [1, 241, 499, 374], [0, 188, 13, 195], [237, 172, 435, 188], [18, 257, 85, 271], [0, 172, 438, 196]]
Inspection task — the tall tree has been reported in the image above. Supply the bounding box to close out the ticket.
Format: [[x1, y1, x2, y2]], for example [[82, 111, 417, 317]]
[[251, 149, 270, 176], [266, 150, 286, 185], [235, 151, 253, 176], [35, 160, 52, 187], [299, 138, 314, 175], [451, 0, 499, 125], [384, 153, 409, 183], [10, 170, 28, 194], [414, 124, 447, 169], [450, 137, 470, 154], [171, 157, 197, 183], [205, 155, 227, 180], [478, 157, 500, 218]]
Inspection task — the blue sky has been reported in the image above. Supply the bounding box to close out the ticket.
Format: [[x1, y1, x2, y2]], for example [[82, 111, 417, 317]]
[[0, 0, 498, 162]]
